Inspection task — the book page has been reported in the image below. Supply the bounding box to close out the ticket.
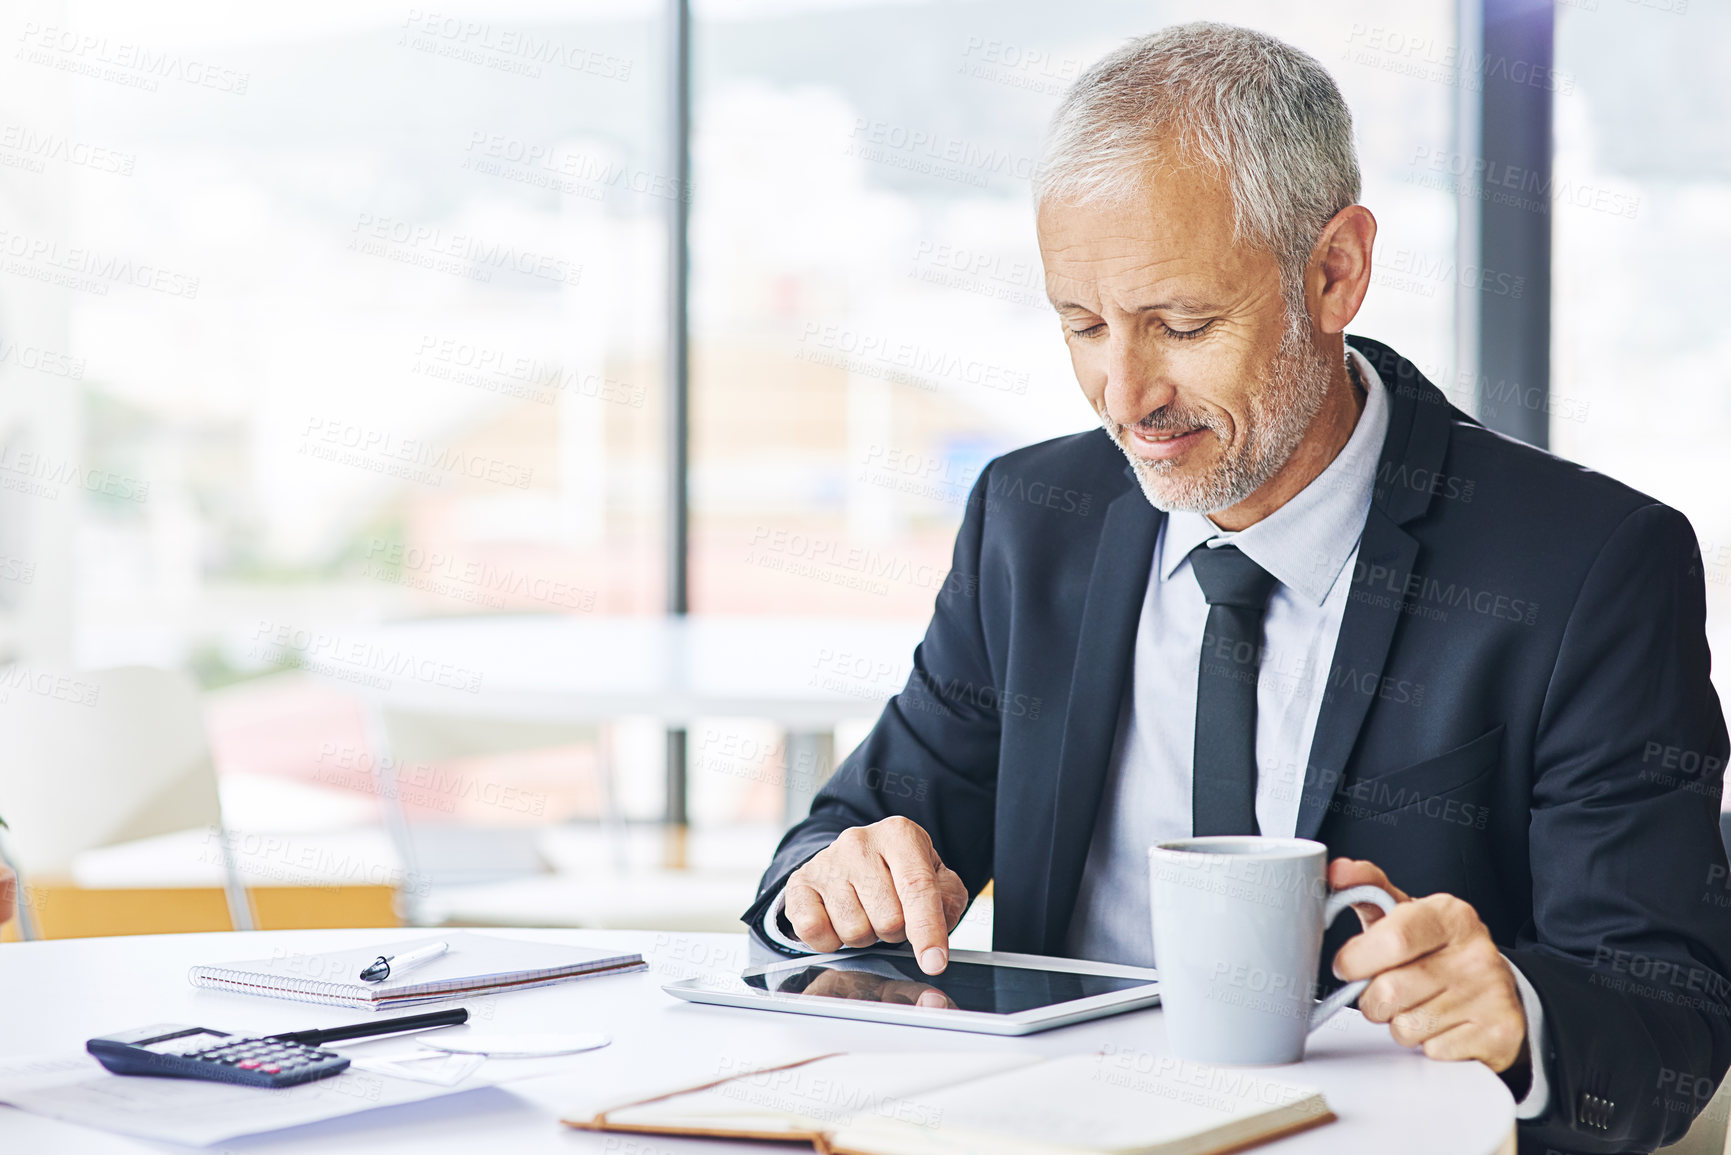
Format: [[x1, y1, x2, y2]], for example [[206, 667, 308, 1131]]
[[825, 1054, 1329, 1155], [604, 1052, 1037, 1136]]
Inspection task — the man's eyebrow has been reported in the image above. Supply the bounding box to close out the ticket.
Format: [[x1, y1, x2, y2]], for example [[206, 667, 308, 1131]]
[[1047, 296, 1218, 313], [1137, 297, 1216, 314]]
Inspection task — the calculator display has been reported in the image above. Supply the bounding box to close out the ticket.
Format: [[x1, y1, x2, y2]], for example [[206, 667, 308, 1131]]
[[141, 1031, 229, 1055]]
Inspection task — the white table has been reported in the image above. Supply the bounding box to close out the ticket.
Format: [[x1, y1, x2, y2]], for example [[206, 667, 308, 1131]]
[[300, 614, 926, 728], [0, 928, 1516, 1154], [296, 614, 927, 828]]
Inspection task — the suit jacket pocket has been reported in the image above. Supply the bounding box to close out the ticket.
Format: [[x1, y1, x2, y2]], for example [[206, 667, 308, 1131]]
[[1336, 724, 1505, 820]]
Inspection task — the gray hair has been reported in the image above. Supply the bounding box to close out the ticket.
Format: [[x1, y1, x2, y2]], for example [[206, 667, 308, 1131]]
[[1035, 22, 1361, 307]]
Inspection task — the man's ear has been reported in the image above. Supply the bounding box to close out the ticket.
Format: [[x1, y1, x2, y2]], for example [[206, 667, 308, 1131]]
[[1306, 205, 1377, 335]]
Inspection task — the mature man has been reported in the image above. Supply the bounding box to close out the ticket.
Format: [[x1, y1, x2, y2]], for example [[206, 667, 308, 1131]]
[[743, 23, 1731, 1154]]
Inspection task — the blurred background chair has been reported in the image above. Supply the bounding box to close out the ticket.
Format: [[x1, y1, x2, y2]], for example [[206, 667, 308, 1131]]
[[0, 666, 395, 939], [373, 705, 768, 933], [372, 708, 625, 910], [0, 666, 250, 938]]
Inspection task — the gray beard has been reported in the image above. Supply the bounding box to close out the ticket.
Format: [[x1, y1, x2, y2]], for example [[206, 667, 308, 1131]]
[[1100, 311, 1334, 515]]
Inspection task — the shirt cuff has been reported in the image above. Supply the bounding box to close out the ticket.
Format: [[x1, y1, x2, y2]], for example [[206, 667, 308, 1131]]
[[1503, 953, 1551, 1120], [761, 887, 815, 954]]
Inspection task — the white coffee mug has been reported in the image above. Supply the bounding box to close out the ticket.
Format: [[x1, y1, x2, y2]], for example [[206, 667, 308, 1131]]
[[1149, 836, 1398, 1065]]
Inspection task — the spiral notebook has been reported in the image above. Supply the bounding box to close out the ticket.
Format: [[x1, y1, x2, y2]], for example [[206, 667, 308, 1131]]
[[188, 931, 646, 1010]]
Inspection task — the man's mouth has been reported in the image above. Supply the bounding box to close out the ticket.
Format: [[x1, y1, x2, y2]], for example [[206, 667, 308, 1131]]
[[1128, 425, 1208, 460]]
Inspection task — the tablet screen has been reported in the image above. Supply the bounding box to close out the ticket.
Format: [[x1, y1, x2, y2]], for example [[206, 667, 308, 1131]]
[[746, 952, 1153, 1014]]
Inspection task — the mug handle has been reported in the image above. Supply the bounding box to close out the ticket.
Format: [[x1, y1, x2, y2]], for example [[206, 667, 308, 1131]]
[[1309, 884, 1401, 1032]]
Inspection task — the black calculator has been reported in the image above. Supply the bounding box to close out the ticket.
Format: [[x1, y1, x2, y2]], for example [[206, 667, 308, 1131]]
[[87, 1024, 351, 1088]]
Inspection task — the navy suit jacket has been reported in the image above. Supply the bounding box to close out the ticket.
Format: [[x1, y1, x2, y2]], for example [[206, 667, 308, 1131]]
[[744, 336, 1731, 1154]]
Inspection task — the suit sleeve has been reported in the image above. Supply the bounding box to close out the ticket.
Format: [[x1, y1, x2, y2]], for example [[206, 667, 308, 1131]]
[[1509, 503, 1731, 1153], [740, 464, 1005, 952]]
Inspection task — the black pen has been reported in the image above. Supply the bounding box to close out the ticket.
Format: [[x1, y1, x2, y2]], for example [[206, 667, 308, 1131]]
[[268, 1007, 470, 1046]]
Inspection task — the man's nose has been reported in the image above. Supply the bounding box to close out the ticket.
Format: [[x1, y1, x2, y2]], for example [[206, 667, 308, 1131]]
[[1101, 336, 1175, 426]]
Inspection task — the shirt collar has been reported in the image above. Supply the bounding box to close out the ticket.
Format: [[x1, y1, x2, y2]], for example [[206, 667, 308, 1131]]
[[1157, 346, 1390, 605]]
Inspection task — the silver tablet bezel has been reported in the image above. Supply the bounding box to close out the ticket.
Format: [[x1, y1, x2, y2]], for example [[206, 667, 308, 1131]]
[[661, 946, 1160, 1036]]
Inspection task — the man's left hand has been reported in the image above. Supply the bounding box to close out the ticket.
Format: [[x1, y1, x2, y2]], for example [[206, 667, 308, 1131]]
[[1329, 858, 1528, 1073]]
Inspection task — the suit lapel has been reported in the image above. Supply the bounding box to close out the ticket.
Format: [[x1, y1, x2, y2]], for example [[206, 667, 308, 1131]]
[[1017, 339, 1460, 931], [1294, 507, 1420, 839], [1293, 337, 1461, 840], [1036, 480, 1160, 952]]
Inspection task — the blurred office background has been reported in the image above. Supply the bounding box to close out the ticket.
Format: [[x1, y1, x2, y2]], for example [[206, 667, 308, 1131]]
[[0, 0, 1724, 939]]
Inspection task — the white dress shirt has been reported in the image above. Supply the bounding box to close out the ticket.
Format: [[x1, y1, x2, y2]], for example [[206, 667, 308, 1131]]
[[766, 349, 1547, 1117], [1064, 348, 1392, 964]]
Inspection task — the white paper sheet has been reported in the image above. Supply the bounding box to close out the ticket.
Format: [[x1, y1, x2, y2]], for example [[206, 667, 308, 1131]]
[[0, 1051, 553, 1146]]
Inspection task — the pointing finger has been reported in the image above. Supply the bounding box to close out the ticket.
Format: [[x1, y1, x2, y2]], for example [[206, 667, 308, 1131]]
[[882, 841, 950, 974]]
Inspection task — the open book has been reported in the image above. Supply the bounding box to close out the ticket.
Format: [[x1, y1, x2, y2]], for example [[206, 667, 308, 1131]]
[[564, 1051, 1333, 1155]]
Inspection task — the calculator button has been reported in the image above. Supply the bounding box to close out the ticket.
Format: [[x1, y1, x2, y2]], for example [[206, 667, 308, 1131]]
[[237, 1060, 261, 1070], [261, 1065, 281, 1074]]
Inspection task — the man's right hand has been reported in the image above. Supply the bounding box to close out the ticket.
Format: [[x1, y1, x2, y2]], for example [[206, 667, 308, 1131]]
[[783, 816, 969, 975]]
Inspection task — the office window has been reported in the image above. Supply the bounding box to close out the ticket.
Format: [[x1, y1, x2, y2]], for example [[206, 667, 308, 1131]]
[[688, 0, 1460, 623], [1552, 0, 1731, 703], [0, 0, 1465, 853], [0, 4, 665, 832]]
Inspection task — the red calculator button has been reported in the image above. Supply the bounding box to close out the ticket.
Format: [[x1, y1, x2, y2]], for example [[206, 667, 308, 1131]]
[[237, 1060, 262, 1070], [261, 1065, 281, 1074]]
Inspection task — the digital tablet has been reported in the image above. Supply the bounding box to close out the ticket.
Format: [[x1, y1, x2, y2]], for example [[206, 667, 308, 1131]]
[[661, 947, 1160, 1035]]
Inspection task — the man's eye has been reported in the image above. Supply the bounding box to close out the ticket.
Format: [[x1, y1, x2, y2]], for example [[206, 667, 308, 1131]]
[[1161, 319, 1215, 340], [1068, 323, 1106, 338]]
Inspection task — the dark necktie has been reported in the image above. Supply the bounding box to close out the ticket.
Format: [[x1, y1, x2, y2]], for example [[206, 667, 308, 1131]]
[[1189, 543, 1279, 836]]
